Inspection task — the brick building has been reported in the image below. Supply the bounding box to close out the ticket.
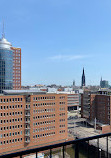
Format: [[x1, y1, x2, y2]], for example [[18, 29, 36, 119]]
[[0, 90, 68, 155], [12, 47, 21, 90], [81, 89, 111, 125]]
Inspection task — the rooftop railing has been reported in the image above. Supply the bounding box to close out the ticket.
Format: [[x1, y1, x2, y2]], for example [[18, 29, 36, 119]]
[[0, 132, 111, 158]]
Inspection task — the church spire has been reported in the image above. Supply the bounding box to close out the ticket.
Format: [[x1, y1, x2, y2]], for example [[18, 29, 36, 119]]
[[100, 76, 102, 87], [81, 67, 85, 87]]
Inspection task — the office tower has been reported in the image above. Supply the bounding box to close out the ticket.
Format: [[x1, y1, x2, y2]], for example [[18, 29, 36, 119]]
[[73, 80, 75, 86], [0, 35, 13, 93], [100, 77, 109, 88], [0, 35, 21, 93], [81, 68, 85, 87], [0, 90, 68, 155], [12, 47, 21, 89]]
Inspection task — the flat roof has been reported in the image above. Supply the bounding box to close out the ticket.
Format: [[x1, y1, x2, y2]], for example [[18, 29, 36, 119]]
[[3, 89, 46, 95]]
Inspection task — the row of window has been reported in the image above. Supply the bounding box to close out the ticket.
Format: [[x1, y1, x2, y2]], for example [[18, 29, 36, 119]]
[[60, 96, 65, 99], [33, 102, 55, 107], [33, 132, 55, 139], [13, 83, 21, 86], [13, 63, 20, 66], [13, 77, 21, 79], [59, 130, 65, 134], [33, 108, 55, 113], [60, 113, 65, 116], [0, 98, 22, 103], [60, 102, 65, 105], [14, 70, 20, 72], [0, 104, 22, 109], [13, 57, 20, 59], [33, 114, 55, 120], [0, 125, 22, 131], [33, 126, 55, 132], [59, 124, 65, 128], [13, 67, 20, 70], [0, 111, 22, 117], [0, 138, 22, 145], [33, 96, 55, 101], [13, 49, 21, 53], [0, 131, 22, 138], [59, 119, 65, 122], [13, 80, 21, 83], [13, 73, 21, 76], [0, 118, 22, 124], [59, 107, 65, 111], [33, 120, 55, 126]]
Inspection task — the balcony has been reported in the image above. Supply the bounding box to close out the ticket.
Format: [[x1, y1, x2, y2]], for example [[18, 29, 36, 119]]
[[25, 120, 30, 123], [25, 113, 30, 117], [25, 133, 30, 136], [25, 107, 30, 110], [0, 132, 110, 158], [25, 126, 30, 129], [25, 139, 30, 143]]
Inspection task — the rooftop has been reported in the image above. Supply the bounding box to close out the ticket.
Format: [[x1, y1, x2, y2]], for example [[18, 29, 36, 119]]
[[3, 89, 46, 95], [0, 37, 12, 49]]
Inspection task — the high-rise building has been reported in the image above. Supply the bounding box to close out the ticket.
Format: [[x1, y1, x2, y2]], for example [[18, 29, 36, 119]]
[[100, 77, 109, 88], [0, 34, 21, 93], [0, 36, 13, 93], [12, 47, 21, 90], [81, 68, 85, 87]]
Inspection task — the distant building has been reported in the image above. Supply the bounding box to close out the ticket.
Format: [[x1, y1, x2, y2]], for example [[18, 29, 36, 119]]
[[81, 68, 85, 87], [55, 91, 80, 111], [81, 89, 111, 133], [67, 92, 79, 111], [100, 77, 109, 88]]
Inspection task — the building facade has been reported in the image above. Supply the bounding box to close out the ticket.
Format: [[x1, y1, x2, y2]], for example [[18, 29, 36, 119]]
[[100, 78, 109, 88], [81, 89, 111, 125], [0, 37, 13, 93], [0, 90, 68, 155], [67, 93, 79, 111], [12, 47, 21, 90], [0, 36, 21, 93]]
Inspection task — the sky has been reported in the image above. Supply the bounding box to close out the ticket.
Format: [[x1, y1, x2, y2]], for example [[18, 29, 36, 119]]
[[0, 0, 111, 86]]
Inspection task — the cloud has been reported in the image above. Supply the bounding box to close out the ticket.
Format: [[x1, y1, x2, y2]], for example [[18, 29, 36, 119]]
[[48, 54, 89, 61]]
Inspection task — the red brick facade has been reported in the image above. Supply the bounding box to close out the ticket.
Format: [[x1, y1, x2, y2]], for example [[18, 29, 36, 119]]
[[81, 90, 110, 125], [11, 47, 21, 90], [0, 93, 68, 155]]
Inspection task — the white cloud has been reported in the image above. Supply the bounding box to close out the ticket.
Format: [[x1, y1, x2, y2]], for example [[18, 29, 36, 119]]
[[49, 54, 89, 61]]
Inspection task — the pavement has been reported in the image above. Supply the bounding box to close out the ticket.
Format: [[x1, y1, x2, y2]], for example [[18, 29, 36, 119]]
[[68, 112, 111, 154]]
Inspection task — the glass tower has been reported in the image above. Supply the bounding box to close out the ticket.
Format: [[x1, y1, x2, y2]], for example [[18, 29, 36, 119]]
[[0, 37, 13, 93]]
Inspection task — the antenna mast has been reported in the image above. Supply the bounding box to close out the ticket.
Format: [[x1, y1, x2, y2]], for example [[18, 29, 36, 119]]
[[2, 21, 5, 38]]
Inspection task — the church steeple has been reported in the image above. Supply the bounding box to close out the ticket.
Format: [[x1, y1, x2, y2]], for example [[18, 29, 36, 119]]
[[73, 80, 75, 86], [100, 77, 102, 87], [81, 67, 85, 87]]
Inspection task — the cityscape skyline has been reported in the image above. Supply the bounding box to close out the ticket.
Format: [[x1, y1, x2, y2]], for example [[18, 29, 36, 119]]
[[1, 0, 111, 86]]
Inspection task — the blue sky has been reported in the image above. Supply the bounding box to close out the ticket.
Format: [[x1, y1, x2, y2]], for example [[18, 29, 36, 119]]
[[0, 0, 111, 86]]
